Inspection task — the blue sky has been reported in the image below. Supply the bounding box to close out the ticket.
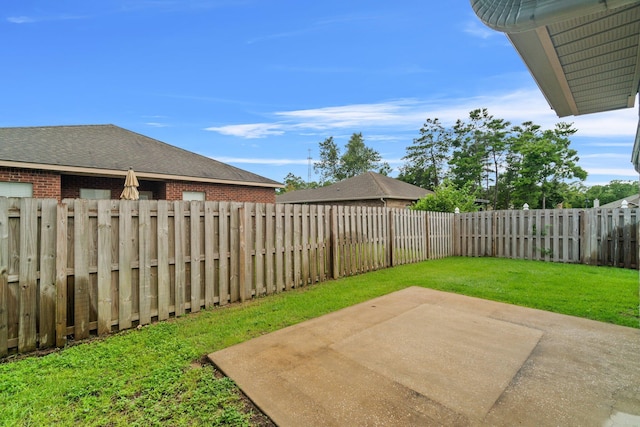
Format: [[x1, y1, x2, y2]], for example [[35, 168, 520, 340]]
[[2, 0, 638, 187]]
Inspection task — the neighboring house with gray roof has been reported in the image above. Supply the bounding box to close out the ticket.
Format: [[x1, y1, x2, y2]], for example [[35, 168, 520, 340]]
[[470, 0, 640, 172], [0, 124, 282, 202], [599, 194, 640, 209], [276, 172, 433, 208]]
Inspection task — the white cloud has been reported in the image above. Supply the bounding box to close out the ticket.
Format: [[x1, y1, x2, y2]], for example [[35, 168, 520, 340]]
[[145, 122, 169, 128], [585, 142, 634, 147], [205, 123, 285, 138], [7, 14, 87, 24], [7, 16, 36, 23], [585, 167, 637, 176], [580, 153, 630, 159], [204, 88, 639, 140]]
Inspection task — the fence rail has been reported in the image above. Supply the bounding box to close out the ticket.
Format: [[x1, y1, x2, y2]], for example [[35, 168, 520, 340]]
[[0, 199, 447, 356]]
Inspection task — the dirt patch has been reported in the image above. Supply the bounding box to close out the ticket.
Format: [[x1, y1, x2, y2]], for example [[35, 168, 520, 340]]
[[204, 356, 275, 426]]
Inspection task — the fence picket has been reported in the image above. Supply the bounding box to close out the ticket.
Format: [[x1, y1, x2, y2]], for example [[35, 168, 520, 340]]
[[173, 201, 186, 316], [219, 202, 230, 304], [73, 199, 90, 341], [274, 203, 284, 291], [265, 203, 275, 294], [97, 200, 113, 334], [38, 200, 57, 346], [55, 202, 68, 348], [139, 200, 152, 324], [0, 198, 7, 356], [190, 201, 201, 312], [118, 200, 133, 329], [204, 201, 216, 307]]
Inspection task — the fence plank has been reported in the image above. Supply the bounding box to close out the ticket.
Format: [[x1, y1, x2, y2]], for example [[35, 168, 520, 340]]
[[219, 202, 230, 304], [0, 199, 8, 356], [204, 201, 216, 307], [229, 203, 240, 302], [238, 205, 249, 302], [18, 199, 37, 352], [275, 204, 284, 291], [97, 200, 112, 335], [118, 201, 133, 329], [73, 199, 90, 341], [255, 203, 265, 295], [139, 200, 152, 324], [157, 201, 170, 320], [55, 203, 68, 348], [301, 205, 310, 286], [190, 201, 201, 312], [265, 203, 275, 294], [331, 206, 339, 279], [317, 205, 326, 281], [293, 204, 301, 286], [38, 200, 57, 347], [174, 201, 186, 315], [307, 205, 315, 284]]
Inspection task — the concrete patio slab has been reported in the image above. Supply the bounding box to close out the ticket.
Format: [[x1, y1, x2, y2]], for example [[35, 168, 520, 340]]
[[208, 287, 640, 426]]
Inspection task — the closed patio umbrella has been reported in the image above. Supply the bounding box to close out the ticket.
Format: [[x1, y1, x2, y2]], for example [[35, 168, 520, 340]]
[[120, 168, 140, 200]]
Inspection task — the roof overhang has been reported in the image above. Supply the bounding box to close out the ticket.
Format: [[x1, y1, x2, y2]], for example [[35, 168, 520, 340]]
[[471, 0, 640, 173], [0, 160, 283, 189]]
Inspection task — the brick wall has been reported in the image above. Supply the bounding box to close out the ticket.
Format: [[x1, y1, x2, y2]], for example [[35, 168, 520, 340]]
[[0, 167, 61, 199], [165, 181, 276, 203]]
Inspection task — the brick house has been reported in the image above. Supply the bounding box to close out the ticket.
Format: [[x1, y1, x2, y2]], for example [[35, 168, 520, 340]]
[[0, 124, 281, 202], [276, 172, 433, 208]]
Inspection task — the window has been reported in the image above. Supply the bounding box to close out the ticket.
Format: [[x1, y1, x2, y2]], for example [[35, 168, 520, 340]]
[[0, 182, 33, 197], [182, 191, 205, 201], [80, 188, 111, 199], [139, 191, 153, 200]]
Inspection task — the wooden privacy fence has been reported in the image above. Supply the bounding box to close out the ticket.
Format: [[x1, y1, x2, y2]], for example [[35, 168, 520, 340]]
[[0, 198, 449, 356], [455, 208, 639, 268]]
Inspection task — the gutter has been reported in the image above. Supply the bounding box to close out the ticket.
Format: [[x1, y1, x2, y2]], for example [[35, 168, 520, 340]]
[[470, 0, 640, 33]]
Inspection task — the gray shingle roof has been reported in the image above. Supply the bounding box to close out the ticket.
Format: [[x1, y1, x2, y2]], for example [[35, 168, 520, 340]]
[[0, 124, 281, 187], [276, 172, 433, 204], [598, 194, 640, 208]]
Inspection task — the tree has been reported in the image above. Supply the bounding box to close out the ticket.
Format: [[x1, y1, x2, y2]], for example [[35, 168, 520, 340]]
[[398, 118, 451, 190], [314, 133, 390, 184], [449, 118, 487, 193], [314, 137, 341, 184], [276, 173, 319, 195], [563, 180, 638, 207], [448, 109, 510, 208], [506, 122, 587, 209], [411, 179, 480, 213]]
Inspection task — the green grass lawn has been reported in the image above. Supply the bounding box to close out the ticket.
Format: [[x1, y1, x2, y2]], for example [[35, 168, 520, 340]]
[[0, 257, 637, 426]]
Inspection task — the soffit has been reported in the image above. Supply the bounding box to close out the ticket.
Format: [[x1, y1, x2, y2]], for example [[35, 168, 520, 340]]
[[507, 3, 640, 117]]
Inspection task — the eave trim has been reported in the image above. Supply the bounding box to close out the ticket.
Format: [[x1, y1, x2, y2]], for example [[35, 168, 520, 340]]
[[0, 160, 283, 189]]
